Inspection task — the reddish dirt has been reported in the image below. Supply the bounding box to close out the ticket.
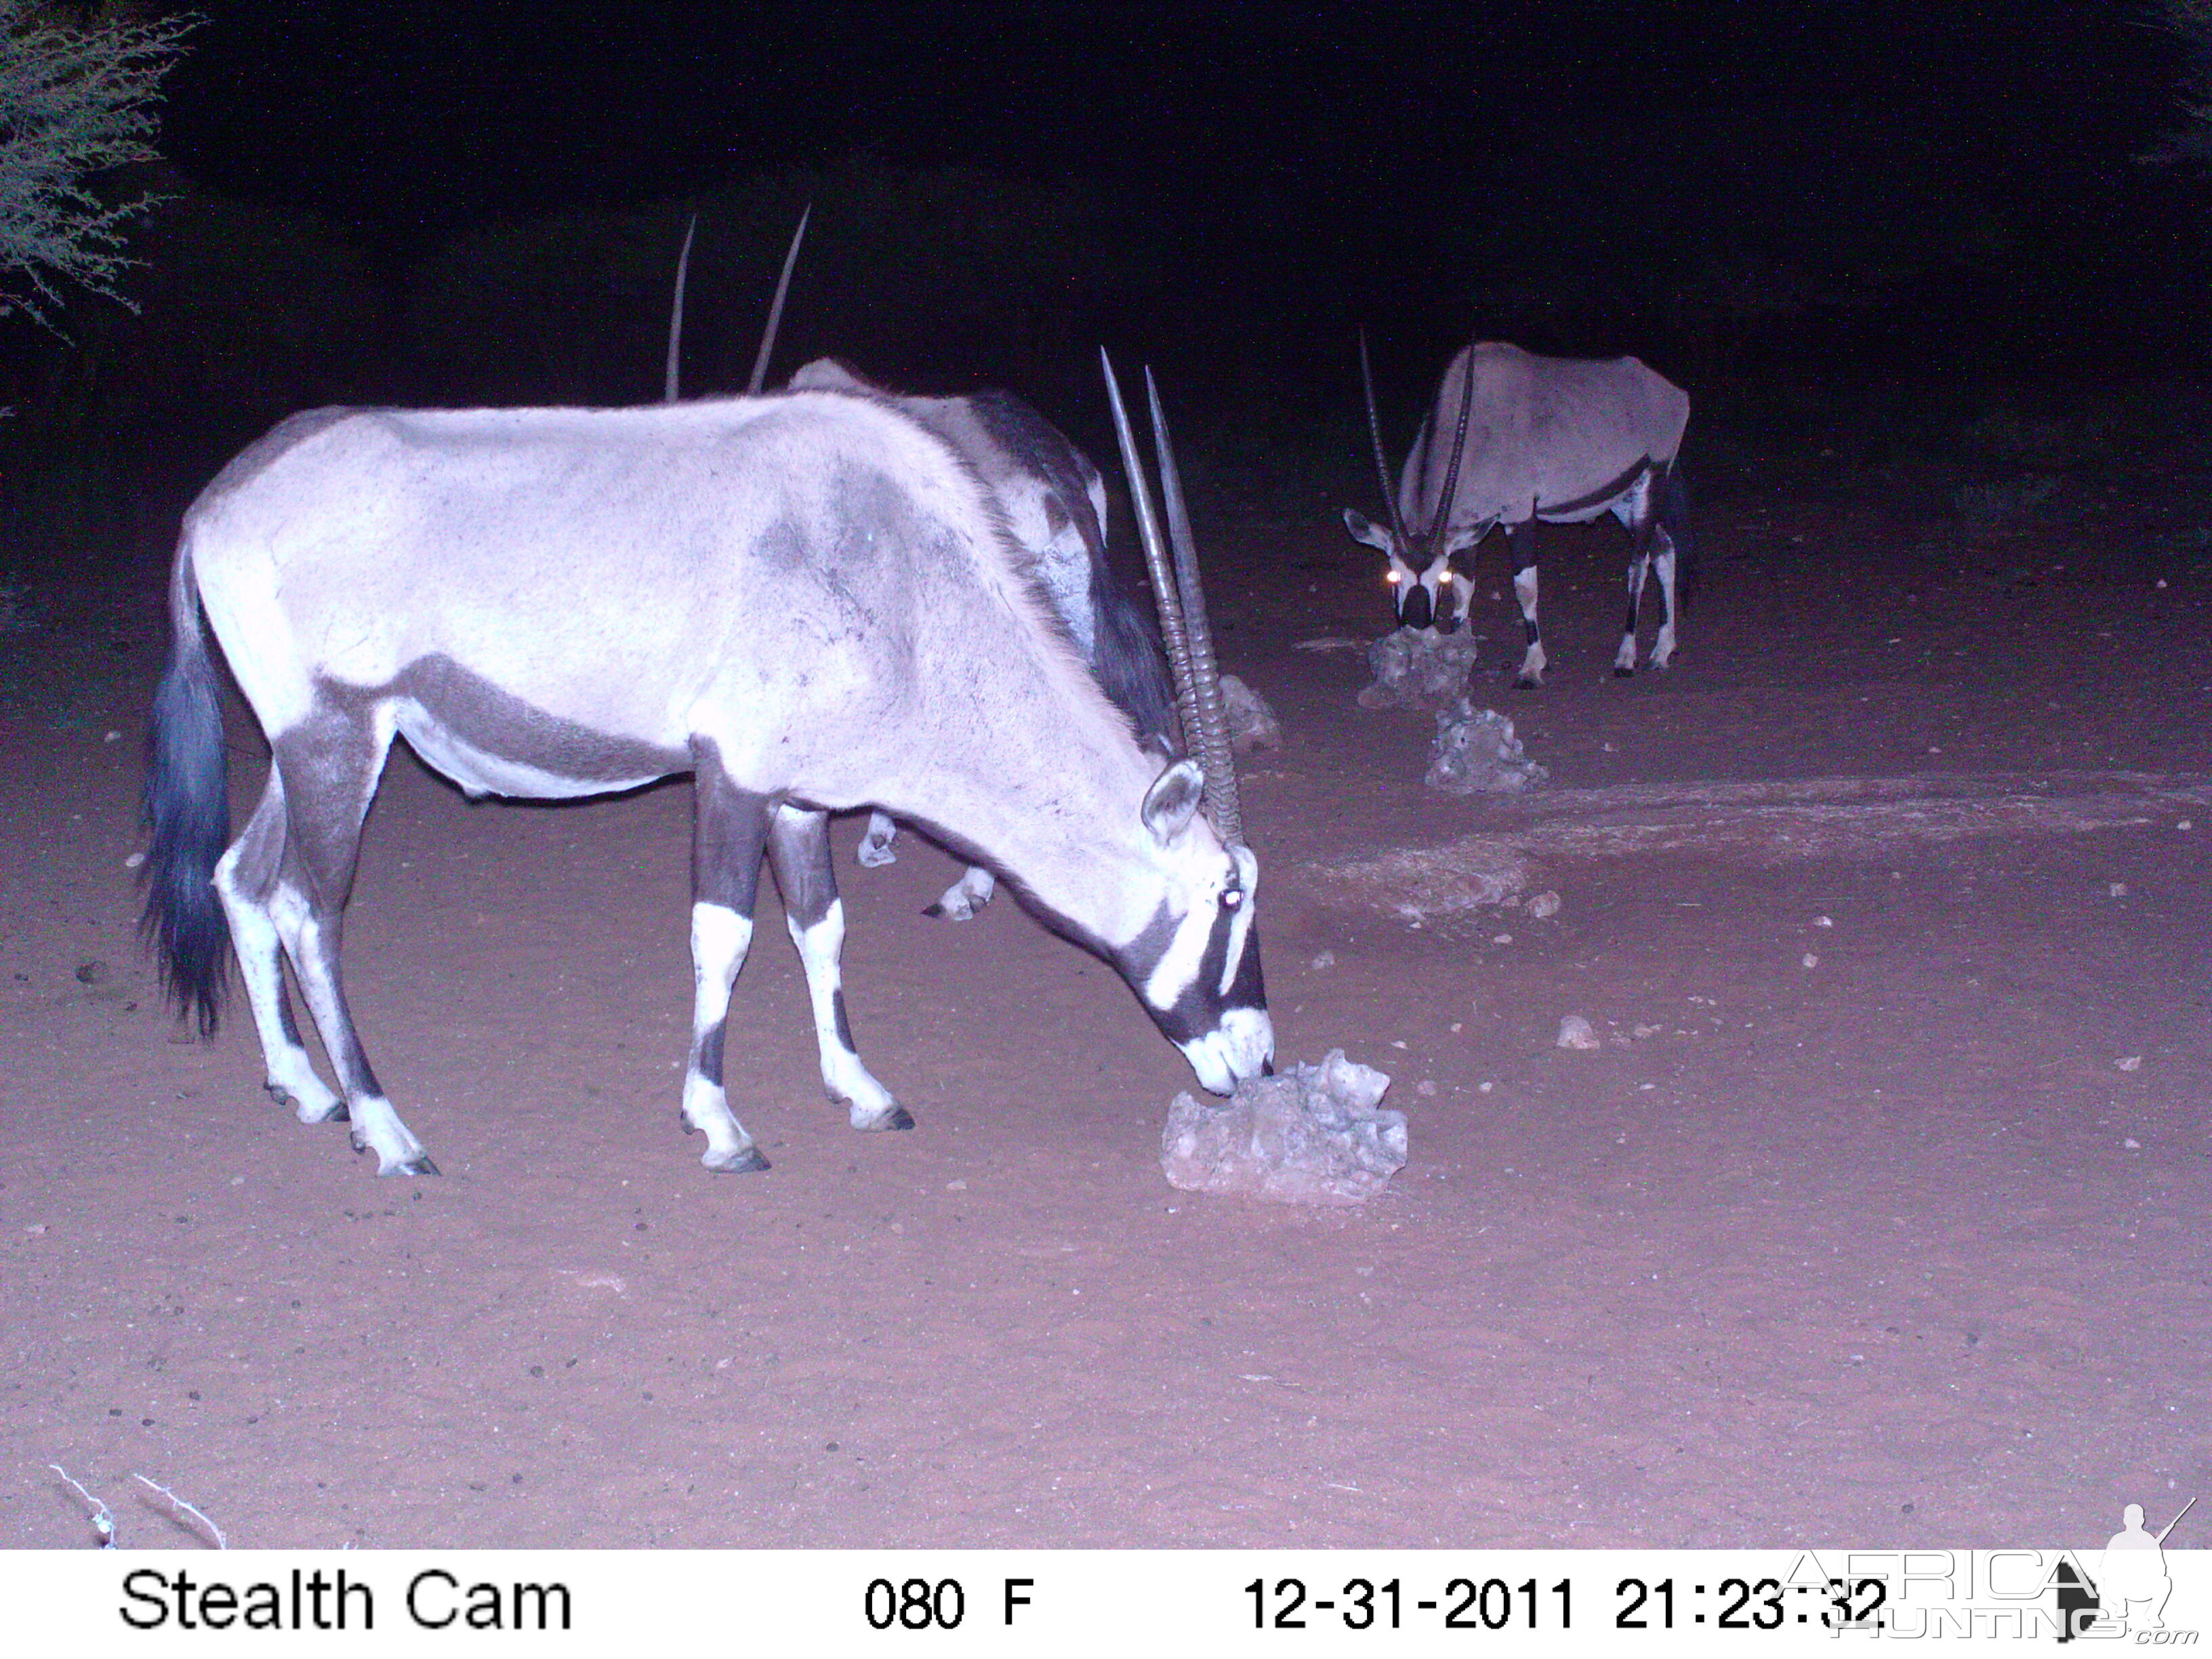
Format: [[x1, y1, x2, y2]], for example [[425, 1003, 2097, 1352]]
[[3, 461, 2208, 1549]]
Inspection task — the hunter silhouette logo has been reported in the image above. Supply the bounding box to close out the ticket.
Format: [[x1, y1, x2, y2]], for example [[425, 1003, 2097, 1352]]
[[2055, 1496, 2196, 1641]]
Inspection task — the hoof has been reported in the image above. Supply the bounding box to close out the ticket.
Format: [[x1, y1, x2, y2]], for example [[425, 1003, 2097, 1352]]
[[382, 1153, 440, 1178], [1513, 676, 1541, 691], [268, 1082, 348, 1124], [704, 1144, 771, 1174], [1613, 664, 1636, 678], [856, 839, 897, 869], [858, 1103, 916, 1132]]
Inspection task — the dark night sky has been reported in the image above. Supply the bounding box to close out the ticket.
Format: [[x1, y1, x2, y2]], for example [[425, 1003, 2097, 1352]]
[[159, 1, 2191, 265], [39, 0, 2202, 447]]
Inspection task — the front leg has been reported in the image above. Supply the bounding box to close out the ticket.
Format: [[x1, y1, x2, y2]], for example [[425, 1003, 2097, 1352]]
[[1510, 522, 1546, 688], [767, 804, 912, 1133], [684, 745, 773, 1172], [1649, 527, 1680, 669]]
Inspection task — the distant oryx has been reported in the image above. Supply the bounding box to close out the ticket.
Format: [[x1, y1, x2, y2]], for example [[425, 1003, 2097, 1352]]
[[787, 358, 1181, 919], [1344, 340, 1692, 687], [142, 373, 1270, 1177]]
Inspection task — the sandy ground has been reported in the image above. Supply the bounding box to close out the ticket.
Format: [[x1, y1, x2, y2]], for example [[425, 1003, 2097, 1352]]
[[1, 451, 2207, 1550]]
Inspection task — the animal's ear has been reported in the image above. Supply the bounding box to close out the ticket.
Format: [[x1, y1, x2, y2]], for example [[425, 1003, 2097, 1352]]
[[1141, 758, 1206, 846], [1439, 518, 1489, 559], [1342, 508, 1394, 553]]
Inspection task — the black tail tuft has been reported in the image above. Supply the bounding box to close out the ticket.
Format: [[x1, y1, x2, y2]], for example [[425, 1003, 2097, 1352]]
[[1661, 464, 1696, 615], [140, 558, 231, 1039]]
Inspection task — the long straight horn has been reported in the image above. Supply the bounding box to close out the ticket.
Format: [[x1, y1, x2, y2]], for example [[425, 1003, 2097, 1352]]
[[1426, 344, 1478, 546], [1359, 329, 1411, 552], [1101, 348, 1197, 753], [747, 202, 813, 395], [663, 211, 697, 403], [1146, 366, 1242, 846]]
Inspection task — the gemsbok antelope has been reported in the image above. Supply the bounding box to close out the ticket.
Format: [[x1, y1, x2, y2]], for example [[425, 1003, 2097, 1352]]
[[660, 213, 1183, 922], [1344, 339, 1692, 687], [787, 358, 1181, 919], [141, 367, 1269, 1177]]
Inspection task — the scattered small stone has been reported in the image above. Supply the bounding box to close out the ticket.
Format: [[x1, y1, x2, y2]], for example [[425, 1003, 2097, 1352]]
[[1415, 1080, 1437, 1097], [1492, 933, 1514, 945], [945, 1179, 967, 1191], [1814, 914, 1833, 928], [1633, 1024, 1660, 1038], [1478, 1081, 1494, 1093], [1427, 698, 1548, 794], [1557, 1015, 1601, 1051], [74, 961, 109, 985], [123, 851, 145, 869], [1359, 627, 1478, 710], [1449, 1021, 1464, 1033], [2116, 1056, 2142, 1072], [2181, 820, 2195, 832], [1526, 890, 1561, 920], [1309, 950, 1335, 971], [1161, 1049, 1408, 1206], [1217, 673, 1282, 752], [1802, 952, 1819, 968], [2108, 882, 2127, 898], [2124, 1138, 2142, 1149]]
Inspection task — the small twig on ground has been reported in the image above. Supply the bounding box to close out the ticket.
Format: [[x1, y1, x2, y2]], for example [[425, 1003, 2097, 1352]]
[[134, 1473, 227, 1549], [47, 1463, 117, 1549]]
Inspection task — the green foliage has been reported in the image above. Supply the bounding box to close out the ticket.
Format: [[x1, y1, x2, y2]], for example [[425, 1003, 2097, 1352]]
[[0, 2, 197, 327]]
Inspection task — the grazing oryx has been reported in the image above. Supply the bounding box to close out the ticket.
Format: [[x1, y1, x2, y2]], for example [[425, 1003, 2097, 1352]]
[[1343, 340, 1692, 687], [141, 380, 1271, 1177], [787, 358, 1181, 919], [659, 215, 1178, 920]]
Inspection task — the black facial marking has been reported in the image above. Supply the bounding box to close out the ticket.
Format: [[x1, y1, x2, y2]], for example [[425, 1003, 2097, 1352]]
[[1115, 895, 1266, 1046]]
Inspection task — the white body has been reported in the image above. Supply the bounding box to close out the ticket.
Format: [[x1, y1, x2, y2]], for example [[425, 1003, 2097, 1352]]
[[147, 390, 1270, 1177]]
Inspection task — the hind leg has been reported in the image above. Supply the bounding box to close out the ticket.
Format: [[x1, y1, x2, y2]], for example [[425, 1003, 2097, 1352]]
[[856, 810, 899, 869], [1616, 543, 1652, 676], [924, 864, 996, 920], [769, 803, 909, 1132], [211, 771, 344, 1125], [266, 708, 435, 1176], [682, 745, 773, 1172]]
